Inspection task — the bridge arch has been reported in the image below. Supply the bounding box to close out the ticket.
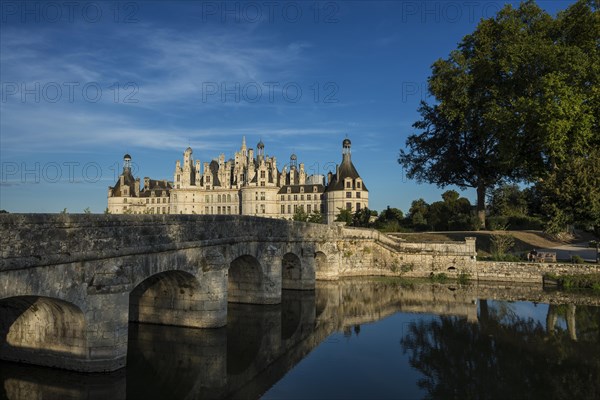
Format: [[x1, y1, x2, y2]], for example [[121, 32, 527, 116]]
[[228, 255, 264, 304], [0, 296, 87, 369], [129, 270, 219, 328], [282, 252, 302, 290]]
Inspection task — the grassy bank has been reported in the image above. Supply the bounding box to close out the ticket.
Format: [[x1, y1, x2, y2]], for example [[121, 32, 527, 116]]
[[544, 273, 600, 294]]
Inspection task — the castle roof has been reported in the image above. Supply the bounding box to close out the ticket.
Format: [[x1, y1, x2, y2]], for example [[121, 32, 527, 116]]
[[325, 156, 368, 192], [139, 179, 172, 197], [110, 168, 136, 196]]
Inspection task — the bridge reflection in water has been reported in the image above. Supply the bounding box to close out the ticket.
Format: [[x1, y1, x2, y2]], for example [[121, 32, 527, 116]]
[[2, 279, 600, 400]]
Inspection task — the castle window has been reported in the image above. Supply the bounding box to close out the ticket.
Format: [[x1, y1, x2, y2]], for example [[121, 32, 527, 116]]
[[206, 176, 210, 183], [163, 198, 167, 203], [228, 206, 231, 214], [346, 192, 351, 198], [346, 181, 351, 188], [227, 194, 231, 202], [260, 192, 265, 200], [261, 171, 266, 178], [261, 182, 265, 186], [146, 199, 149, 204], [356, 203, 361, 211], [255, 192, 258, 201], [357, 181, 361, 189], [218, 194, 222, 202], [356, 192, 361, 198], [288, 205, 291, 214], [281, 195, 285, 201], [218, 206, 221, 214], [124, 198, 128, 203], [205, 206, 209, 213], [346, 202, 352, 211], [307, 194, 312, 200], [307, 204, 312, 213], [260, 204, 265, 214], [281, 205, 285, 214], [177, 175, 180, 182], [288, 194, 291, 201], [294, 195, 298, 201], [301, 195, 304, 201], [293, 205, 298, 212]]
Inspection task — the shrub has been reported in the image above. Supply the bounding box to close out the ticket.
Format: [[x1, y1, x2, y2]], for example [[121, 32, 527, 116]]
[[487, 253, 522, 262], [487, 215, 544, 230], [571, 255, 585, 264], [490, 230, 515, 255], [430, 273, 448, 283], [457, 273, 471, 284]]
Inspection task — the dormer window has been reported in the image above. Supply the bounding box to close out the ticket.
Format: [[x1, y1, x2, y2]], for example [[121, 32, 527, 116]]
[[287, 187, 291, 193], [346, 180, 351, 188], [300, 187, 304, 193], [313, 186, 318, 193], [356, 181, 361, 189]]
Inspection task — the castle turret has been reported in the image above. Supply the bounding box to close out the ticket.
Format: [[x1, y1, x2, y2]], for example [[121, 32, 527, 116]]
[[324, 137, 369, 223]]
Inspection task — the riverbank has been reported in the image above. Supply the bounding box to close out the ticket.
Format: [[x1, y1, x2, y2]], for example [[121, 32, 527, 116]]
[[473, 260, 600, 284]]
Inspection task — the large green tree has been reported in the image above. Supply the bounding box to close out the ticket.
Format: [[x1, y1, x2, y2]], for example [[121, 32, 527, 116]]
[[537, 148, 600, 236], [399, 0, 599, 229]]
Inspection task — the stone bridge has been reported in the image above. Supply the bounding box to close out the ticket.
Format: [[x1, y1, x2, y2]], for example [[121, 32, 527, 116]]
[[0, 214, 476, 372]]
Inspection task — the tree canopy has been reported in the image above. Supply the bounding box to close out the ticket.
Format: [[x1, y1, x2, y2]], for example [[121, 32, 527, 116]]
[[399, 0, 599, 230]]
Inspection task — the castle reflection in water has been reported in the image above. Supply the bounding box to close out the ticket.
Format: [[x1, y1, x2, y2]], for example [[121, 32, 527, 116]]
[[2, 279, 600, 400]]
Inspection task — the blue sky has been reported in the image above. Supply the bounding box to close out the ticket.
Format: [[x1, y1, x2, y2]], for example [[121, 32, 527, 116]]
[[0, 0, 574, 213]]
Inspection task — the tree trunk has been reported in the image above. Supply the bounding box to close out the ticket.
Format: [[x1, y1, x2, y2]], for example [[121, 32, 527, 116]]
[[476, 185, 486, 229]]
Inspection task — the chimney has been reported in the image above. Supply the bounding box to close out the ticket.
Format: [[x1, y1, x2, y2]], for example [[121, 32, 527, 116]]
[[135, 178, 140, 196]]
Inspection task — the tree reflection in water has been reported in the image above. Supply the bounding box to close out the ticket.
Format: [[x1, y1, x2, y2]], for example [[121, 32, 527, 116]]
[[401, 299, 600, 399]]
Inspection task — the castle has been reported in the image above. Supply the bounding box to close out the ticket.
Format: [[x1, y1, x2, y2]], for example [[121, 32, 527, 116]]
[[108, 137, 368, 223]]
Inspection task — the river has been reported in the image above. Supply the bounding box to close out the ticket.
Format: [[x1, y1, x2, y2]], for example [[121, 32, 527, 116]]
[[1, 278, 599, 399]]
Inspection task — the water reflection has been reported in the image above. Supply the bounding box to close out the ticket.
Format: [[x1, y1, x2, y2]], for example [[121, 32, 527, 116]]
[[401, 299, 600, 399], [1, 281, 600, 400]]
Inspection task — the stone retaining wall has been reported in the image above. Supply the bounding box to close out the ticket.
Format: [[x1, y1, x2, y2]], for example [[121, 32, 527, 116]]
[[475, 261, 600, 283]]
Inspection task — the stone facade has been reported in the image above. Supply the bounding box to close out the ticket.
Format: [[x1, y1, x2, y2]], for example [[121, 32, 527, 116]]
[[107, 137, 368, 223]]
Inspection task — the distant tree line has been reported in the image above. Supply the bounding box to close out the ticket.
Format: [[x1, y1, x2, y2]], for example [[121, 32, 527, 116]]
[[334, 183, 596, 234]]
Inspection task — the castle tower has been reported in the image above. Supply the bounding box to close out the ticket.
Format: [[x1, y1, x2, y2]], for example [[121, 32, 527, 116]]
[[324, 137, 369, 223]]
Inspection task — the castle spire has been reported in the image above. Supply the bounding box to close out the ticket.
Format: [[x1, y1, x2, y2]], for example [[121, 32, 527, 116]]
[[342, 137, 351, 162]]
